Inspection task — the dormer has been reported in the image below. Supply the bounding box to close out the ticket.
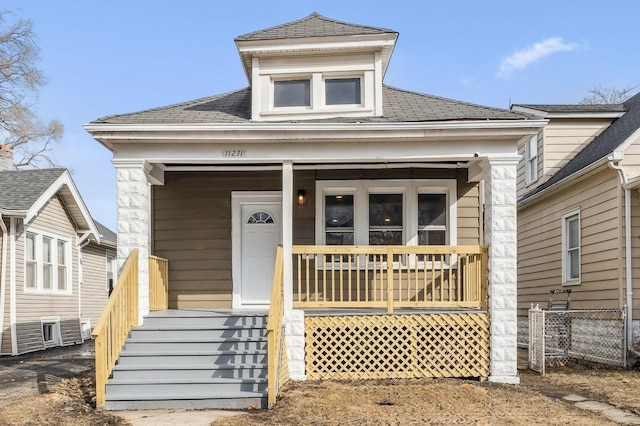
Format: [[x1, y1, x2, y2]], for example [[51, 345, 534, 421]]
[[234, 13, 398, 122]]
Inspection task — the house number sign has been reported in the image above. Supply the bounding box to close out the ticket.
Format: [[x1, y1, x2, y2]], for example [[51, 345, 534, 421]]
[[223, 149, 247, 157]]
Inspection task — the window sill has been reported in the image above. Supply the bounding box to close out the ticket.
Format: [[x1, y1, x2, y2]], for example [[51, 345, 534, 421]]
[[562, 279, 580, 287], [24, 288, 73, 296]]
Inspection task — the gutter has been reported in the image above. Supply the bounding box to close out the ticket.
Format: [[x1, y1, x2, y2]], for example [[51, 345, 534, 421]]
[[0, 214, 7, 356], [608, 155, 634, 354]]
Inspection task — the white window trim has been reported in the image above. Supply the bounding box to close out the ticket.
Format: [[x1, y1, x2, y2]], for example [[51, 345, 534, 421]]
[[561, 209, 581, 286], [106, 252, 116, 293], [41, 316, 62, 347], [264, 71, 374, 118], [23, 228, 72, 295], [315, 179, 457, 246], [525, 134, 539, 184]]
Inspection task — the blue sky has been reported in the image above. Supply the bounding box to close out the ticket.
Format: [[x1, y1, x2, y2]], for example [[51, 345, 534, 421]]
[[3, 1, 638, 231]]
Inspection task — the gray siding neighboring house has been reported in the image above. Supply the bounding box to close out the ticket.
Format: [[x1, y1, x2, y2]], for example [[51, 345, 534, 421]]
[[512, 92, 640, 352], [0, 149, 116, 355]]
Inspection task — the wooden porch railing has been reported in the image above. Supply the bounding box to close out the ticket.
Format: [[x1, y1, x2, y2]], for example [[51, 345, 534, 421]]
[[293, 245, 488, 312], [149, 255, 169, 311], [92, 249, 139, 409], [267, 245, 287, 408]]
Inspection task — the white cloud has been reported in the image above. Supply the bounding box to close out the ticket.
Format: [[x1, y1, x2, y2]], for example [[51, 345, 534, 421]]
[[497, 38, 580, 78]]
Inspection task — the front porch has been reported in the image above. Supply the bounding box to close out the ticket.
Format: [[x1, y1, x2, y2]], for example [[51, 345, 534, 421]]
[[93, 243, 492, 409]]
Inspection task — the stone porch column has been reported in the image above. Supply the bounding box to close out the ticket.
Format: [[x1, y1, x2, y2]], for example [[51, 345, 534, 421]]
[[484, 157, 520, 384], [114, 159, 152, 325]]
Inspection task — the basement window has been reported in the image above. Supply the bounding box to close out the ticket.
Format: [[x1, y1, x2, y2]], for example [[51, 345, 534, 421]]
[[41, 317, 61, 348]]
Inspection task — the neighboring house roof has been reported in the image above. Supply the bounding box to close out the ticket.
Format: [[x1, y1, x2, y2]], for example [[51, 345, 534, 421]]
[[0, 168, 100, 242], [95, 220, 117, 248], [234, 12, 396, 41], [511, 104, 626, 114], [520, 92, 640, 202], [92, 85, 532, 125], [0, 169, 66, 211]]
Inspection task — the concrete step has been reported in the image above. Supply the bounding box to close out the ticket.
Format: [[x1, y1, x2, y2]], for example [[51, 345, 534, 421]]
[[129, 326, 267, 340], [106, 378, 267, 398], [142, 312, 267, 328], [116, 349, 268, 366], [111, 363, 267, 380], [123, 338, 267, 352], [104, 394, 267, 410], [129, 325, 267, 340]]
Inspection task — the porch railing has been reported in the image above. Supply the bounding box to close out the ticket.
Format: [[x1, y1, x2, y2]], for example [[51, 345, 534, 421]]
[[149, 255, 169, 311], [92, 249, 139, 409], [293, 245, 488, 312], [267, 245, 288, 408]]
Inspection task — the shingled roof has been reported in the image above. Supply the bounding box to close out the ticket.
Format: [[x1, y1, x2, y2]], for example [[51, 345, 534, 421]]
[[513, 103, 626, 114], [95, 220, 117, 247], [0, 169, 66, 211], [234, 12, 396, 41], [92, 85, 531, 125], [521, 91, 640, 201]]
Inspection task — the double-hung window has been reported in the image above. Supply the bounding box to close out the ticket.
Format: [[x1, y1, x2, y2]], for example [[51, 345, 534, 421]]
[[562, 211, 580, 285], [317, 180, 456, 247], [525, 134, 538, 184], [24, 229, 71, 293], [324, 194, 355, 245]]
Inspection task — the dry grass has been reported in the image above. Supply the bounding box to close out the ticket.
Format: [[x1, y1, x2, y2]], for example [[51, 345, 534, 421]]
[[1, 361, 639, 425], [214, 377, 619, 425]]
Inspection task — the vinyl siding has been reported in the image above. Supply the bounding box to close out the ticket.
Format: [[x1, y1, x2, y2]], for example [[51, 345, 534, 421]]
[[518, 167, 621, 317], [0, 217, 10, 354], [541, 118, 613, 181], [153, 169, 481, 310], [14, 196, 82, 354], [517, 119, 613, 197], [81, 243, 111, 328]]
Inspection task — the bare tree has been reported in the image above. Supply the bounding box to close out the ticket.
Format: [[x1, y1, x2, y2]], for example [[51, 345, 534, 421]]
[[0, 10, 63, 169], [580, 85, 635, 105]]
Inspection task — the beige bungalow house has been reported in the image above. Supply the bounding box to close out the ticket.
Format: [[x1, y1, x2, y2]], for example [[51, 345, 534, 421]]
[[0, 147, 117, 355], [85, 13, 545, 410], [512, 92, 640, 356]]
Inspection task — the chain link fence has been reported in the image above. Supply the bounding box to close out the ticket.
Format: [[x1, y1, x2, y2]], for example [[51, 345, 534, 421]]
[[529, 307, 626, 374]]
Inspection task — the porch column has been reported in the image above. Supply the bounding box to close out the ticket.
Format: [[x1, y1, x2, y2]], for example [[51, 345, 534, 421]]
[[484, 157, 520, 384], [282, 161, 306, 380], [114, 159, 152, 325]]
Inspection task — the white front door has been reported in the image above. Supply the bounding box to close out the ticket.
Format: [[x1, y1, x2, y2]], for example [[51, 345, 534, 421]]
[[232, 193, 282, 308]]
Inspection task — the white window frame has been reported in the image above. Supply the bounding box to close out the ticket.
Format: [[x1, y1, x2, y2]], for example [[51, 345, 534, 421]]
[[562, 210, 581, 286], [315, 180, 457, 246], [41, 316, 62, 347], [106, 252, 116, 293], [525, 134, 539, 184], [23, 228, 72, 294], [266, 71, 372, 116]]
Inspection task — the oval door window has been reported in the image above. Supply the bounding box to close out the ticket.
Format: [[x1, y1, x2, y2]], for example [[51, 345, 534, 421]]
[[248, 211, 275, 224]]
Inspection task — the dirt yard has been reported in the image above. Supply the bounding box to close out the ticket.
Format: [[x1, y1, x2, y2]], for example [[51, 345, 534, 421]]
[[1, 344, 639, 425]]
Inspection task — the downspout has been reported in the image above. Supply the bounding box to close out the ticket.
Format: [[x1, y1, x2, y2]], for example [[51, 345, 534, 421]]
[[608, 157, 634, 354], [9, 218, 17, 355], [76, 232, 91, 332], [0, 214, 7, 355], [77, 232, 92, 328]]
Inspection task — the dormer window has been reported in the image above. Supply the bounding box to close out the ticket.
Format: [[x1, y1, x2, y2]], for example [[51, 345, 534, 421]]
[[325, 78, 361, 105], [274, 79, 311, 107]]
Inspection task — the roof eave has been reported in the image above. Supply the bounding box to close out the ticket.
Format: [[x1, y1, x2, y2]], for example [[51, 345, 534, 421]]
[[25, 170, 101, 245], [85, 119, 547, 147], [511, 105, 625, 119], [518, 156, 610, 208], [235, 32, 398, 85]]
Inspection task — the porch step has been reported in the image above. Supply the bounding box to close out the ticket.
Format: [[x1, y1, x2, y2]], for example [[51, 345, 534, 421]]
[[104, 311, 269, 410]]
